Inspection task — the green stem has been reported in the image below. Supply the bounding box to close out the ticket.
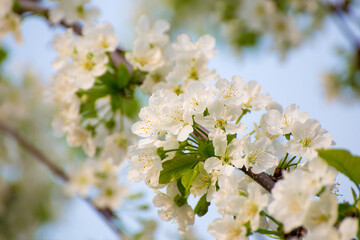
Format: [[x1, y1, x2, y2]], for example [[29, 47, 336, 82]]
[[235, 109, 250, 124], [187, 138, 199, 145], [294, 157, 302, 168], [163, 148, 197, 153], [278, 153, 288, 168], [261, 211, 283, 227], [283, 156, 297, 168], [189, 133, 200, 143], [256, 229, 283, 236]]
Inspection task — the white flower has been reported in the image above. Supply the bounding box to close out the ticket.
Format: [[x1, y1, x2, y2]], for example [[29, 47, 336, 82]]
[[49, 0, 100, 24], [51, 29, 76, 69], [260, 104, 309, 135], [208, 216, 248, 240], [172, 33, 217, 60], [268, 169, 314, 232], [168, 34, 217, 89], [94, 182, 128, 210], [285, 119, 332, 159], [183, 81, 213, 123], [212, 174, 245, 214], [214, 75, 248, 106], [234, 135, 277, 173], [306, 157, 338, 192], [237, 183, 269, 231], [66, 162, 96, 196], [290, 0, 321, 12], [83, 22, 119, 52], [303, 191, 338, 230], [195, 99, 246, 134], [66, 124, 96, 157], [132, 89, 193, 141], [100, 131, 135, 164], [190, 162, 219, 201], [338, 217, 358, 240], [93, 158, 119, 184], [204, 128, 243, 176], [127, 145, 162, 188], [306, 225, 340, 240], [70, 45, 108, 89], [239, 0, 276, 32], [140, 65, 172, 94], [242, 81, 273, 111], [153, 182, 194, 234], [125, 15, 170, 72], [0, 0, 22, 42], [270, 15, 301, 55], [306, 217, 358, 240]]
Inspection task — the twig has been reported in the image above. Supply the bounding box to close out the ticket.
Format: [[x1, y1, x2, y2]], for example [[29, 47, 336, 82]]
[[0, 121, 69, 181], [0, 121, 123, 239], [16, 0, 132, 72], [240, 167, 275, 193]]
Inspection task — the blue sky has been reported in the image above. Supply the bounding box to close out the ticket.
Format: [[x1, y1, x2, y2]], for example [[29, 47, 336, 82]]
[[3, 1, 360, 239]]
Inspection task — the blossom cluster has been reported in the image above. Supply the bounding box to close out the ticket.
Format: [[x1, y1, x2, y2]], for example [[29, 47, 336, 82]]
[[48, 22, 119, 156], [126, 15, 217, 94], [47, 21, 136, 209], [66, 158, 128, 209], [0, 0, 22, 42], [49, 0, 99, 25], [127, 17, 358, 239]]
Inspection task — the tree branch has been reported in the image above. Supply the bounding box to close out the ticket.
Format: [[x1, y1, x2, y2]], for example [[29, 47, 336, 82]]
[[16, 0, 132, 72], [240, 167, 275, 193], [0, 121, 69, 181], [0, 121, 124, 239]]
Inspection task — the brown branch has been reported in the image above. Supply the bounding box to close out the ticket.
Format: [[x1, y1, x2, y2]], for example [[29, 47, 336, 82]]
[[0, 121, 69, 181], [16, 0, 132, 71], [240, 167, 275, 193], [0, 121, 123, 239]]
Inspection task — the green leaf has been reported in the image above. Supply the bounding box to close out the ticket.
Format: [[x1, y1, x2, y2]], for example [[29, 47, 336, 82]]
[[97, 71, 117, 89], [352, 188, 358, 203], [116, 64, 131, 89], [177, 179, 187, 196], [203, 108, 210, 117], [173, 194, 187, 207], [198, 141, 215, 159], [337, 202, 358, 225], [194, 194, 210, 217], [121, 97, 140, 119], [0, 47, 7, 66], [130, 69, 146, 84], [159, 155, 198, 184], [181, 163, 200, 191], [110, 94, 122, 112], [284, 133, 291, 140], [318, 149, 360, 186], [227, 134, 237, 144]]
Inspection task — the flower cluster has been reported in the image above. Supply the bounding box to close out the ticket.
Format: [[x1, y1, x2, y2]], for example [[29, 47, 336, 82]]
[[126, 15, 217, 94], [48, 22, 119, 157], [49, 0, 100, 25], [126, 17, 360, 239], [0, 0, 22, 42], [48, 22, 137, 209], [128, 72, 337, 235], [66, 158, 128, 210]]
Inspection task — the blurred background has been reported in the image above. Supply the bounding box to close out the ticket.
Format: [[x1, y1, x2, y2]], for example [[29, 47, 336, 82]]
[[1, 0, 360, 239]]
